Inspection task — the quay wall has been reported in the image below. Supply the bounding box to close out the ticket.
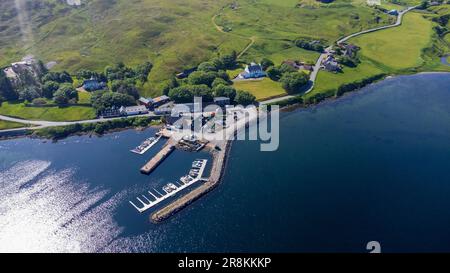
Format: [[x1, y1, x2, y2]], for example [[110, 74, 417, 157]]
[[150, 140, 232, 223]]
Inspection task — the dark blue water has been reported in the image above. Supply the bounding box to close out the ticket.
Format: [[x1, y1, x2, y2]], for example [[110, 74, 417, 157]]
[[0, 73, 449, 252]]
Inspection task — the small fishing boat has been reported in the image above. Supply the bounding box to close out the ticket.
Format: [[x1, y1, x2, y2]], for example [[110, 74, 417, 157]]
[[130, 135, 161, 155]]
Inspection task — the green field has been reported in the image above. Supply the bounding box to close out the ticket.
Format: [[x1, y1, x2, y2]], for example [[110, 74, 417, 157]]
[[309, 59, 384, 97], [0, 120, 27, 130], [350, 12, 432, 70], [309, 7, 450, 98], [232, 78, 287, 100], [0, 0, 396, 96], [78, 91, 92, 104], [0, 102, 96, 121]]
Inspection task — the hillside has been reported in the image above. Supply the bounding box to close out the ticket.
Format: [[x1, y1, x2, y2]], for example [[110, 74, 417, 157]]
[[0, 0, 396, 96]]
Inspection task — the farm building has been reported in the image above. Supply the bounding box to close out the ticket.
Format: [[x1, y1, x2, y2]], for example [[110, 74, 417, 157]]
[[138, 97, 153, 107], [152, 95, 171, 107], [322, 56, 341, 72], [119, 105, 149, 116]]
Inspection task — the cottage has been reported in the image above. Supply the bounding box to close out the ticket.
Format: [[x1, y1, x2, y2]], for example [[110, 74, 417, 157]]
[[82, 78, 106, 91], [214, 97, 231, 107], [119, 105, 149, 116], [238, 62, 266, 79], [152, 95, 171, 107]]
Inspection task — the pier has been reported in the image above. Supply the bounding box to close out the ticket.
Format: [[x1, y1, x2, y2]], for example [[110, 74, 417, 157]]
[[130, 159, 208, 213], [140, 141, 175, 174], [150, 141, 230, 223]]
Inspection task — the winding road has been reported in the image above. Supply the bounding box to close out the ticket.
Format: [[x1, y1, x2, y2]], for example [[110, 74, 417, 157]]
[[0, 6, 417, 133], [260, 6, 417, 105]]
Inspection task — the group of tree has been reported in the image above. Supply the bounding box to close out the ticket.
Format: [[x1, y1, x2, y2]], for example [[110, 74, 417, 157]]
[[164, 51, 255, 105], [294, 38, 326, 52], [263, 58, 309, 94], [0, 70, 17, 102], [104, 61, 153, 83], [196, 51, 238, 72], [40, 71, 78, 105], [90, 91, 136, 114]]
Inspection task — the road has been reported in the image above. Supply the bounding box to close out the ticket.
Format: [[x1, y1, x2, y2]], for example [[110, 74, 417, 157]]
[[0, 112, 159, 133], [259, 6, 417, 105]]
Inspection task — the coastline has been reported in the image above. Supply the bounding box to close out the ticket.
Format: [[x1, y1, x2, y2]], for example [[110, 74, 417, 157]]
[[277, 71, 450, 113]]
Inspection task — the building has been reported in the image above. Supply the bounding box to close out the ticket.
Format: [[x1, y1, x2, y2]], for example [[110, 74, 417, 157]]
[[282, 60, 314, 72], [176, 67, 197, 79], [388, 9, 399, 16], [214, 97, 231, 107], [138, 97, 153, 108], [119, 105, 149, 116], [152, 95, 171, 107], [82, 78, 106, 91], [173, 102, 203, 114], [238, 62, 266, 79], [282, 60, 302, 70], [322, 56, 341, 72], [341, 43, 359, 58], [101, 107, 122, 118]]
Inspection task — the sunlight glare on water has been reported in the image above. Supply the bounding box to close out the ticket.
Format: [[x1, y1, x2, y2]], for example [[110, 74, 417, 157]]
[[0, 160, 126, 252]]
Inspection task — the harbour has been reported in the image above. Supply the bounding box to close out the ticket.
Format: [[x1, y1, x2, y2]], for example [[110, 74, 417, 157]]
[[130, 159, 208, 213]]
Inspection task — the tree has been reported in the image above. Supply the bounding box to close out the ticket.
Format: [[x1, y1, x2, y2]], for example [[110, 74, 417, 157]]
[[211, 78, 229, 88], [111, 80, 140, 99], [234, 90, 256, 106], [279, 63, 297, 74], [42, 81, 60, 99], [260, 58, 274, 71], [159, 77, 179, 95], [168, 84, 213, 103], [42, 71, 72, 83], [135, 61, 153, 82], [19, 87, 41, 102], [0, 70, 18, 101], [219, 51, 237, 69], [53, 84, 78, 105], [198, 61, 218, 72], [279, 72, 309, 94], [188, 71, 217, 87], [213, 84, 236, 101], [91, 92, 136, 113], [168, 85, 194, 103], [190, 84, 213, 102], [266, 66, 282, 81]]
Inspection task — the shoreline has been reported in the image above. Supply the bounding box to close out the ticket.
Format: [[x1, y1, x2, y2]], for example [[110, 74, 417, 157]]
[[277, 71, 450, 113]]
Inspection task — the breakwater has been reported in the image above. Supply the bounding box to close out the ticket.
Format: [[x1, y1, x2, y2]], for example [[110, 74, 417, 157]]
[[150, 140, 231, 223]]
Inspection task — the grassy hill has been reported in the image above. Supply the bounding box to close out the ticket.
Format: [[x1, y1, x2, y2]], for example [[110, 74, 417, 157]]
[[1, 0, 395, 97]]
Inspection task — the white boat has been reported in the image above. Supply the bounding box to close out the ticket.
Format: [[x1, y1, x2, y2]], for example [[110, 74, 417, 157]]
[[163, 183, 178, 193], [130, 135, 161, 155]]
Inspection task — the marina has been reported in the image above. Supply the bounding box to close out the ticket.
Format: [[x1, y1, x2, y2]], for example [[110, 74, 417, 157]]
[[130, 159, 208, 213], [130, 135, 161, 155]]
